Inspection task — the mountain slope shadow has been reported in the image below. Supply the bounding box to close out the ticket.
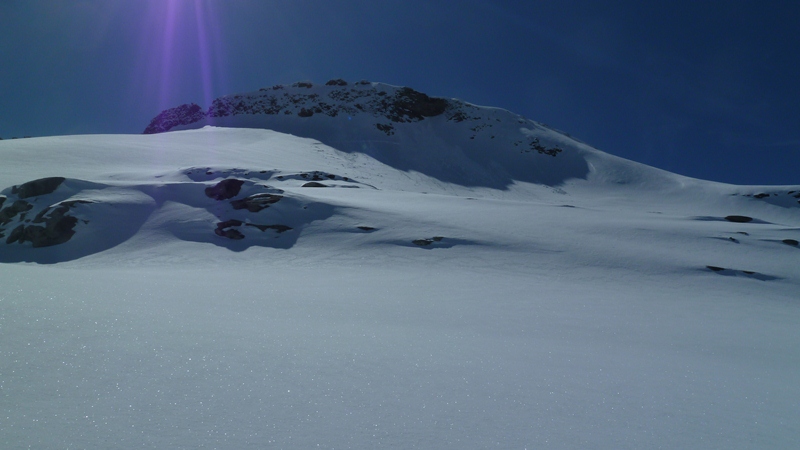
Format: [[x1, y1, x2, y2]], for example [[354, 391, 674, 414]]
[[143, 178, 337, 251]]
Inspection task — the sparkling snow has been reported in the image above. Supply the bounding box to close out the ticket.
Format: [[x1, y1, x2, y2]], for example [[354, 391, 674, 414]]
[[1, 125, 798, 448]]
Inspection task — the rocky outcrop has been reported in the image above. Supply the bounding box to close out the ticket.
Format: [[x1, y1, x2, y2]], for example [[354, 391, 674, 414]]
[[384, 87, 448, 122], [205, 179, 245, 200], [0, 200, 33, 225], [145, 81, 456, 133], [214, 219, 292, 240], [143, 103, 206, 134], [231, 193, 283, 212], [412, 236, 444, 246], [724, 215, 753, 223], [705, 265, 778, 281], [215, 219, 246, 240], [246, 223, 292, 233], [12, 177, 65, 199], [1, 176, 91, 249], [5, 201, 88, 247]]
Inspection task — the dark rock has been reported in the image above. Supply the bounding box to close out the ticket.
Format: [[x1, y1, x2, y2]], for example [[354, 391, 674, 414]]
[[388, 87, 449, 122], [24, 216, 78, 247], [6, 224, 25, 244], [5, 203, 80, 247], [376, 123, 395, 135], [61, 200, 92, 208], [215, 227, 245, 240], [302, 182, 327, 187], [448, 111, 468, 122], [410, 236, 447, 247], [246, 223, 292, 233], [358, 226, 376, 231], [217, 219, 243, 229], [13, 177, 65, 199], [782, 239, 799, 246], [728, 237, 739, 243], [32, 207, 49, 223], [293, 81, 313, 88], [753, 193, 769, 199], [143, 103, 206, 134], [231, 193, 283, 212], [30, 200, 90, 224], [205, 179, 245, 200], [325, 79, 348, 86], [298, 108, 314, 117], [724, 215, 753, 223], [526, 137, 562, 157], [0, 196, 5, 208], [207, 98, 233, 117], [705, 267, 775, 281], [0, 200, 33, 224], [214, 219, 245, 239]]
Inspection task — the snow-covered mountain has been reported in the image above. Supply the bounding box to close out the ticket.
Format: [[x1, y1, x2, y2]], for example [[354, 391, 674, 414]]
[[2, 81, 799, 448], [145, 79, 587, 188]]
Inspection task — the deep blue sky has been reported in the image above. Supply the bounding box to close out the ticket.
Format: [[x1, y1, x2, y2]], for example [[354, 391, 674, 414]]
[[1, 1, 798, 185]]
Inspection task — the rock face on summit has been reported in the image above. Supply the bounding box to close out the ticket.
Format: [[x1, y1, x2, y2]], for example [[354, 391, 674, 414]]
[[144, 80, 458, 134], [142, 79, 587, 188], [206, 80, 451, 125], [144, 103, 206, 135]]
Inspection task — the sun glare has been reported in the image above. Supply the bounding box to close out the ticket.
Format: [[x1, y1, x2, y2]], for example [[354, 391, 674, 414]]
[[144, 0, 225, 112]]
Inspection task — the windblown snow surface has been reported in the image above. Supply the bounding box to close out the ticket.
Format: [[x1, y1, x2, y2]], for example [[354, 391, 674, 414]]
[[2, 82, 799, 448]]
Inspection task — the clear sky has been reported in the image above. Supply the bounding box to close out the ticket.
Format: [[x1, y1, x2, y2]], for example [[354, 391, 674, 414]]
[[1, 0, 798, 185]]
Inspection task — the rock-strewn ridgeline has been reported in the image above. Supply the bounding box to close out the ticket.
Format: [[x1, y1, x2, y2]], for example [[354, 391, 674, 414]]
[[143, 79, 564, 157]]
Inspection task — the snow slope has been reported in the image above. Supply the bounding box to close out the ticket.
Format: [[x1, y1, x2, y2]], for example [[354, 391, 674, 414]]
[[2, 85, 800, 448]]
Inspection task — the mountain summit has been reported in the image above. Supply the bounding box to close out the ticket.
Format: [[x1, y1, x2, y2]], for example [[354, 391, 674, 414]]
[[144, 79, 588, 188]]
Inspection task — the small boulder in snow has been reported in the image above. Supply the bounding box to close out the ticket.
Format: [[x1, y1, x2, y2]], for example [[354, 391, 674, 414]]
[[205, 179, 245, 200], [724, 215, 753, 223], [231, 193, 283, 212]]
